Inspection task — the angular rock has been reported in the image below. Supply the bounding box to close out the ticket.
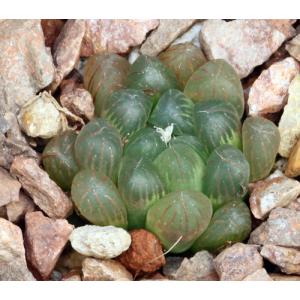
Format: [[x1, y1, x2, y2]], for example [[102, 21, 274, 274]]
[[82, 258, 133, 281], [249, 208, 300, 247], [25, 211, 74, 279], [286, 139, 300, 177], [243, 268, 273, 281], [200, 19, 293, 78], [0, 218, 35, 280], [0, 167, 21, 207], [117, 229, 165, 274], [4, 112, 27, 143], [213, 243, 263, 281], [279, 75, 300, 157], [287, 197, 300, 211], [0, 116, 9, 134], [286, 34, 300, 62], [81, 19, 159, 57], [261, 244, 300, 275], [171, 22, 203, 47], [173, 251, 218, 281], [0, 132, 38, 170], [41, 19, 65, 48], [140, 19, 196, 56], [10, 156, 73, 218], [6, 192, 35, 223], [248, 57, 299, 116], [0, 20, 54, 115], [62, 270, 82, 281], [60, 88, 94, 121], [270, 273, 300, 281], [249, 175, 300, 219], [50, 20, 86, 92], [162, 257, 184, 279], [266, 20, 296, 38], [69, 225, 131, 259]]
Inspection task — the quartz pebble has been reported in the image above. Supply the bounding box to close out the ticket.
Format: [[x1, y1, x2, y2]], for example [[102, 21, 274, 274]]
[[171, 22, 203, 47], [278, 75, 300, 157], [261, 244, 300, 275], [243, 268, 273, 281], [286, 34, 300, 62], [82, 258, 133, 281], [10, 156, 73, 219], [60, 88, 94, 121], [117, 229, 165, 274], [270, 273, 300, 281], [0, 218, 35, 280], [140, 19, 196, 56], [6, 192, 35, 223], [213, 243, 263, 281], [81, 19, 159, 57], [0, 167, 21, 207], [249, 208, 300, 247], [173, 251, 218, 281], [25, 211, 74, 279], [0, 20, 54, 115], [249, 175, 300, 219], [69, 225, 131, 259], [248, 57, 299, 116], [200, 19, 294, 78]]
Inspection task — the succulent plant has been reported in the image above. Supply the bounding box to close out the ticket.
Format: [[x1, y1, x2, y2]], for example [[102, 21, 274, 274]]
[[184, 59, 244, 118], [203, 144, 250, 211], [83, 53, 130, 116], [170, 135, 209, 163], [118, 156, 165, 229], [159, 43, 207, 89], [194, 100, 242, 155], [42, 131, 79, 190], [242, 116, 280, 182], [74, 118, 122, 182], [191, 201, 251, 253], [71, 169, 127, 228], [104, 89, 153, 142], [153, 143, 206, 193], [149, 89, 195, 136], [126, 55, 179, 99], [124, 127, 167, 160], [146, 190, 213, 253]]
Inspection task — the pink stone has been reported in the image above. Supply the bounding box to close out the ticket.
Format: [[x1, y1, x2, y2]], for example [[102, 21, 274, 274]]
[[25, 211, 74, 280], [243, 268, 273, 281], [248, 57, 299, 116]]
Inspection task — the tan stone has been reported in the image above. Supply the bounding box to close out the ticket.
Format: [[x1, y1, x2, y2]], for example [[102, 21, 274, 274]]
[[62, 270, 82, 281], [278, 75, 300, 157], [249, 175, 300, 219], [249, 208, 300, 247], [0, 167, 21, 207], [214, 243, 263, 281], [261, 245, 300, 275], [117, 229, 165, 274], [6, 192, 35, 223], [25, 211, 74, 279], [248, 57, 299, 116], [0, 20, 54, 115], [82, 258, 133, 281], [270, 273, 300, 281], [200, 19, 293, 78], [243, 268, 273, 281], [41, 19, 64, 48], [60, 88, 94, 121], [286, 34, 300, 62], [287, 197, 300, 211], [50, 20, 86, 92], [140, 19, 196, 56], [10, 156, 73, 218], [286, 138, 300, 177], [0, 218, 35, 280], [173, 251, 218, 281], [81, 19, 159, 57]]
